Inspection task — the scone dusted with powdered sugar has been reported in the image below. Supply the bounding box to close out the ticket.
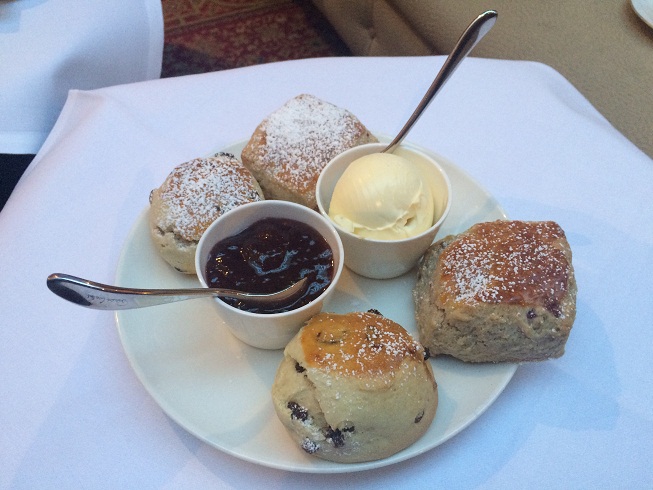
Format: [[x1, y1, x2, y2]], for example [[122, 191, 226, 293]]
[[241, 94, 377, 209], [414, 220, 577, 363], [149, 153, 264, 274], [271, 311, 437, 463]]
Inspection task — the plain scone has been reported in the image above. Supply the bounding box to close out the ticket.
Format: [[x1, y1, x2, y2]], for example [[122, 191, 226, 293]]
[[414, 220, 577, 363], [241, 94, 377, 209], [271, 311, 437, 463], [149, 153, 264, 274]]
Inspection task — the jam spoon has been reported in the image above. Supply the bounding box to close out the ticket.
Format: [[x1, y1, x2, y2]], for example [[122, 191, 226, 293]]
[[46, 273, 308, 311], [382, 10, 498, 153]]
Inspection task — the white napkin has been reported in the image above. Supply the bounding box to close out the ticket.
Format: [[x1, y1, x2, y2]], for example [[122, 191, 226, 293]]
[[0, 0, 163, 155]]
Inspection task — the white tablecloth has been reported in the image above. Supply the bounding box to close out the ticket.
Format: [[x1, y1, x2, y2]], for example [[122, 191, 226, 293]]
[[0, 0, 163, 155], [1, 56, 652, 488]]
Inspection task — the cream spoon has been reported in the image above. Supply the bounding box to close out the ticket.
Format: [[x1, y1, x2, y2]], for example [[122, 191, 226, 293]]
[[382, 10, 498, 153]]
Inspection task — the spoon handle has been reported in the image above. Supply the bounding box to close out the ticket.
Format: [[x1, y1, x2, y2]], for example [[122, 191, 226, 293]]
[[382, 10, 498, 153], [46, 273, 306, 310]]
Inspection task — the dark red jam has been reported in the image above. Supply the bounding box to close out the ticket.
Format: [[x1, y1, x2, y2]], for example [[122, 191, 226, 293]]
[[204, 217, 334, 314]]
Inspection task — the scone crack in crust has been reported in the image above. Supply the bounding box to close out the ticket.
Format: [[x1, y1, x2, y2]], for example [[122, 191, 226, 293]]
[[152, 154, 263, 242], [277, 355, 345, 455], [153, 223, 195, 247], [439, 221, 571, 316], [272, 312, 438, 463]]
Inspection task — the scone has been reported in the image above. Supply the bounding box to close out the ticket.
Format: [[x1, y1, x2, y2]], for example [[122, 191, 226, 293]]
[[241, 94, 377, 209], [414, 220, 577, 363], [149, 153, 264, 274], [271, 311, 438, 463]]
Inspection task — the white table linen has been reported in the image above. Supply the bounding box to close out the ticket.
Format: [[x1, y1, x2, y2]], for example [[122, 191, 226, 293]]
[[0, 0, 163, 155], [1, 56, 652, 488]]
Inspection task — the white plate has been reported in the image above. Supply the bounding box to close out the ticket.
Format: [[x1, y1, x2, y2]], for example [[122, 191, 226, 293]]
[[115, 139, 517, 473], [632, 0, 653, 28]]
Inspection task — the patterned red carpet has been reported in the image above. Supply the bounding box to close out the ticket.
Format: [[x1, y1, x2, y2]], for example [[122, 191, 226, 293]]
[[161, 0, 351, 77]]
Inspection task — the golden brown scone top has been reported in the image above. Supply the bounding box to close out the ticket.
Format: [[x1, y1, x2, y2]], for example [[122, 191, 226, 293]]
[[299, 311, 427, 378], [436, 220, 572, 316]]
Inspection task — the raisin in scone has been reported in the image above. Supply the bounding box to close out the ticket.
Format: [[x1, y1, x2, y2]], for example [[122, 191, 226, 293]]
[[414, 220, 577, 363], [241, 94, 377, 209], [271, 311, 437, 463], [149, 153, 264, 274]]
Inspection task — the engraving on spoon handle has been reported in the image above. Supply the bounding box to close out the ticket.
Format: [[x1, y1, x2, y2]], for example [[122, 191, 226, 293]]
[[46, 275, 199, 310]]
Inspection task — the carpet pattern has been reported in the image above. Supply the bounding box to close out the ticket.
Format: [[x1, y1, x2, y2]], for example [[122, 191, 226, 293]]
[[161, 0, 351, 77]]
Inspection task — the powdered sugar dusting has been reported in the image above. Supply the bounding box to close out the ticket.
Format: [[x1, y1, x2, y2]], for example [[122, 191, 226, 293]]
[[439, 221, 569, 310], [153, 154, 262, 241], [301, 312, 425, 379], [255, 94, 369, 192]]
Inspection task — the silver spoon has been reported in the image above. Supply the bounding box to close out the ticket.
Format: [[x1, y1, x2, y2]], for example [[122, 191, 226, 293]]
[[46, 273, 308, 311], [382, 10, 498, 153]]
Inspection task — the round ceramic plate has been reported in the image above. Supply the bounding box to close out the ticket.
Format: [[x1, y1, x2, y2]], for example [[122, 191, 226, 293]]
[[115, 139, 517, 473]]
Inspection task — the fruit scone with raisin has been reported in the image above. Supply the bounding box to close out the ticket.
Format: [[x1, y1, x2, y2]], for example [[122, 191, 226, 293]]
[[414, 220, 577, 363], [271, 310, 437, 463], [149, 153, 264, 274]]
